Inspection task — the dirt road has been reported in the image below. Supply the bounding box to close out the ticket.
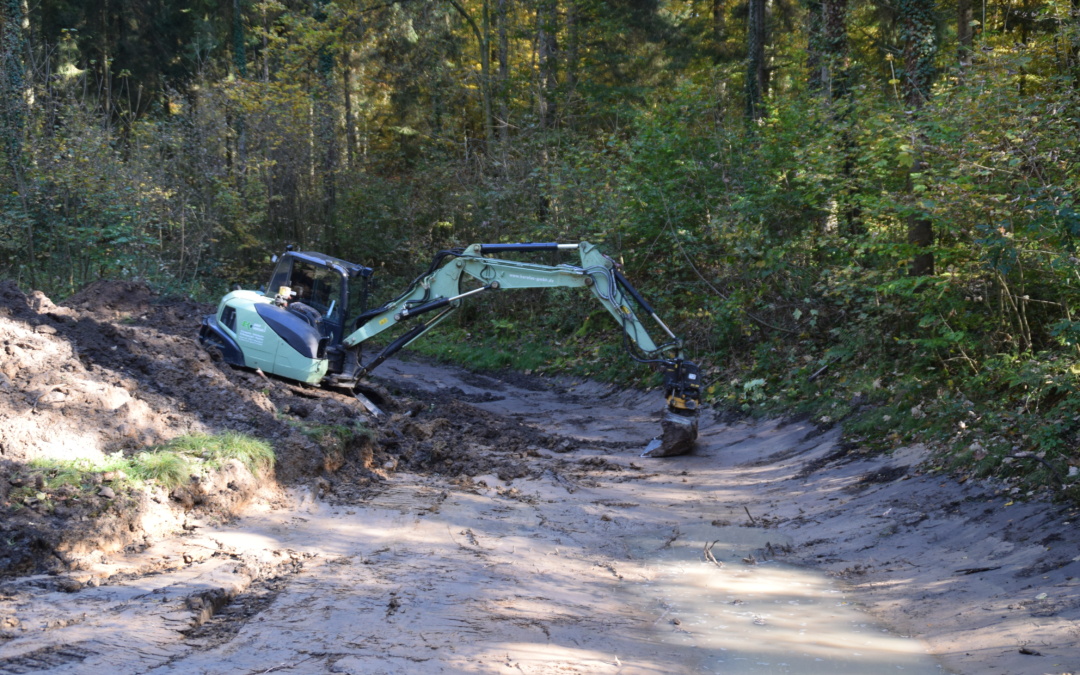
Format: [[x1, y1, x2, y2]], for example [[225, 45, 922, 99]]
[[2, 354, 1078, 674]]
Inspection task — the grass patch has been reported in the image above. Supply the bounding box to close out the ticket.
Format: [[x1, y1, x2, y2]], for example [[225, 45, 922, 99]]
[[130, 451, 192, 488], [285, 419, 373, 463], [156, 432, 275, 477], [291, 421, 373, 444], [406, 325, 560, 372], [8, 432, 275, 506]]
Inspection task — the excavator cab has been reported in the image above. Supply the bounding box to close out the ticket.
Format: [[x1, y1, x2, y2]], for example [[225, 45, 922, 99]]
[[199, 250, 374, 383], [264, 251, 374, 345]]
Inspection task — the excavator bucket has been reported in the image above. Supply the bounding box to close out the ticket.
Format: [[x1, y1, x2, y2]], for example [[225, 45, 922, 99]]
[[643, 409, 699, 457], [642, 359, 701, 457]]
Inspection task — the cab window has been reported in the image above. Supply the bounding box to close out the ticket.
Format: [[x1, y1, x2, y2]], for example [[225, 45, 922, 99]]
[[290, 261, 342, 319]]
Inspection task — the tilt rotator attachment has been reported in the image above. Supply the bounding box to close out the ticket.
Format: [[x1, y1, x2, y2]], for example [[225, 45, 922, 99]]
[[338, 241, 700, 455], [647, 359, 701, 458]]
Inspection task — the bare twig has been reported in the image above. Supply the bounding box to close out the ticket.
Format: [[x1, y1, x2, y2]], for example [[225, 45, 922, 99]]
[[808, 359, 838, 382], [954, 566, 1002, 575], [659, 526, 680, 550], [1004, 454, 1066, 486], [743, 506, 757, 526], [657, 195, 800, 335]]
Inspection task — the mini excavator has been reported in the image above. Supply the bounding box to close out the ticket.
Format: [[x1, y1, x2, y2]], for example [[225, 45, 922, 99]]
[[199, 242, 700, 456]]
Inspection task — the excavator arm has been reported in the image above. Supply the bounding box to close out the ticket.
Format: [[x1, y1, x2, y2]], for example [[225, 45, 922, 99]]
[[338, 241, 700, 454]]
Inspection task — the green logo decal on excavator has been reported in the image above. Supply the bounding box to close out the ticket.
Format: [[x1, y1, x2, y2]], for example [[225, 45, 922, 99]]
[[238, 320, 266, 346]]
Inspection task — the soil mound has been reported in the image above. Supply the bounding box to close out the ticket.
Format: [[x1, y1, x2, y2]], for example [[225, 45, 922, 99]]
[[0, 281, 583, 579], [61, 280, 157, 317], [0, 281, 327, 577]]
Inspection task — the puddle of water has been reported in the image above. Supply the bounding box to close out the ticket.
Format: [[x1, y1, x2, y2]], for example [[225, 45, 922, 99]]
[[622, 524, 946, 674]]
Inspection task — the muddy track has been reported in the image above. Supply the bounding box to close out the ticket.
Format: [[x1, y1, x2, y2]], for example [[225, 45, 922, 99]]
[[1, 283, 1078, 674]]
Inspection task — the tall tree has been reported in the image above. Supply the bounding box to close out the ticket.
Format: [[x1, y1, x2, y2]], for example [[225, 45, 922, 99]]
[[957, 0, 972, 66], [806, 0, 823, 90], [232, 0, 248, 77], [1073, 0, 1080, 86], [314, 0, 340, 246], [0, 0, 28, 174], [496, 0, 511, 154], [746, 0, 767, 120], [821, 0, 849, 99], [898, 0, 937, 276], [537, 0, 559, 129], [447, 0, 495, 151], [35, 0, 215, 120]]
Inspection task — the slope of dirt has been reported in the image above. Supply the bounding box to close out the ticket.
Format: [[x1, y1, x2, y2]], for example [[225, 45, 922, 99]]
[[0, 281, 366, 578], [0, 281, 586, 580], [1, 281, 1078, 674]]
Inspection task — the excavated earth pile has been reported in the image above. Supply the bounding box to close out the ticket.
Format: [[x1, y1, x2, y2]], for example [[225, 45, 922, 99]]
[[0, 280, 315, 577], [0, 280, 582, 580]]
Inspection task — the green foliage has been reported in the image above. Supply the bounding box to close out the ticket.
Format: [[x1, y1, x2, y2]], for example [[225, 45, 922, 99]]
[[285, 418, 372, 467], [156, 432, 276, 477], [289, 420, 373, 446]]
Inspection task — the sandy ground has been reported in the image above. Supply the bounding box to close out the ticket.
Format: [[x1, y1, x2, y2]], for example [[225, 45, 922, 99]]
[[1, 356, 1077, 674]]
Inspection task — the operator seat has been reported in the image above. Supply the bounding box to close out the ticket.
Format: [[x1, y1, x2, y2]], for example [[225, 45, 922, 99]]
[[288, 302, 327, 336]]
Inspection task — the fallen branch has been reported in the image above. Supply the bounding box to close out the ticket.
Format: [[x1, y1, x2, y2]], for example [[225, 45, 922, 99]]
[[1004, 454, 1066, 486], [808, 357, 841, 383], [703, 540, 724, 567], [954, 566, 1001, 575], [254, 656, 314, 674]]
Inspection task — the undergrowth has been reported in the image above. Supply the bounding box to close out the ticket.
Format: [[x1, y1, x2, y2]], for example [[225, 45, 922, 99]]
[[403, 301, 1080, 505], [404, 320, 665, 391]]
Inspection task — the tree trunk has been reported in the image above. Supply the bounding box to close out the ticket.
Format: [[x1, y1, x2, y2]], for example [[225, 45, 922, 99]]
[[566, 0, 579, 107], [446, 0, 494, 153], [907, 204, 934, 276], [0, 0, 32, 284], [900, 0, 935, 108], [712, 0, 725, 45], [898, 0, 938, 276], [343, 48, 357, 170], [232, 0, 247, 78], [822, 0, 849, 100], [746, 0, 766, 121], [314, 2, 338, 246], [537, 0, 558, 129], [1, 0, 27, 169], [957, 0, 973, 66], [262, 4, 270, 83], [497, 0, 510, 154], [806, 0, 823, 91], [226, 0, 246, 179], [1072, 0, 1080, 88]]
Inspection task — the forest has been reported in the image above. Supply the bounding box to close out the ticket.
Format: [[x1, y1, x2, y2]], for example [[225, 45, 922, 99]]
[[1, 0, 1078, 496]]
